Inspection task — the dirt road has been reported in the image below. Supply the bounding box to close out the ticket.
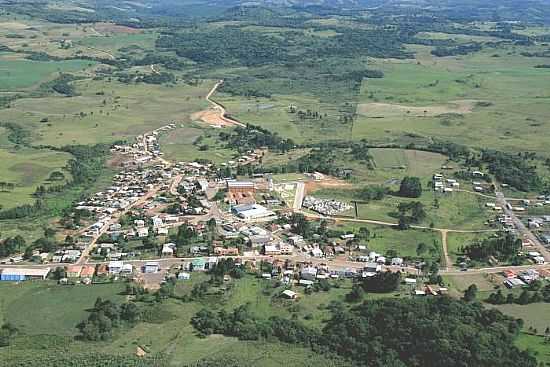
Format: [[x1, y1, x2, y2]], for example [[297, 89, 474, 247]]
[[205, 80, 246, 127]]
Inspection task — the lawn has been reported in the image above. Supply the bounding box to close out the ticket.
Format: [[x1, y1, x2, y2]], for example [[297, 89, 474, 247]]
[[0, 281, 126, 336], [0, 55, 93, 91]]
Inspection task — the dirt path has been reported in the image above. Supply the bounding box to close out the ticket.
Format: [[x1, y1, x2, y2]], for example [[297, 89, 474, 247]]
[[440, 229, 452, 271]]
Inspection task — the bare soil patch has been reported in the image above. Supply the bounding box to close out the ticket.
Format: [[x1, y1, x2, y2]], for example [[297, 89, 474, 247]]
[[0, 22, 29, 30], [305, 177, 352, 195], [191, 109, 233, 127]]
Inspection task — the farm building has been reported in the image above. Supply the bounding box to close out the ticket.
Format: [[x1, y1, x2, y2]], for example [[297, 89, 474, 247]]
[[0, 267, 50, 281]]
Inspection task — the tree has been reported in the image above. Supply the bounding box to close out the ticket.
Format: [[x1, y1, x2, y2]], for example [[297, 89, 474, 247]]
[[517, 290, 531, 305], [398, 176, 422, 198], [416, 242, 428, 257], [346, 283, 365, 302], [463, 284, 478, 302]]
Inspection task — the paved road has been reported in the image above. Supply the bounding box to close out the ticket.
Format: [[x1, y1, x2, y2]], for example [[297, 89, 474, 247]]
[[496, 191, 550, 261], [293, 182, 305, 210]]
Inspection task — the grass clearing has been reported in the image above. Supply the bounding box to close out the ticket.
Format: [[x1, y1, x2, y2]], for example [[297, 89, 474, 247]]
[[491, 303, 550, 331], [159, 124, 235, 164], [0, 56, 93, 91], [0, 147, 72, 208], [0, 281, 126, 336], [516, 333, 550, 364]]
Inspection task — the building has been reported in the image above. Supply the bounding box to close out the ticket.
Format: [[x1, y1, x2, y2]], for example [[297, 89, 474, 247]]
[[214, 247, 240, 256], [300, 266, 317, 281], [144, 262, 160, 274], [191, 258, 206, 271], [162, 243, 175, 256], [281, 290, 298, 299], [232, 204, 275, 221], [264, 244, 281, 256], [0, 267, 50, 281], [227, 181, 255, 194], [66, 265, 83, 278], [108, 261, 124, 274], [80, 265, 96, 279]]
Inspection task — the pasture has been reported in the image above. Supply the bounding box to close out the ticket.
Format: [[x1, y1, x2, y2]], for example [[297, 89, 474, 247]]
[[0, 281, 126, 336], [0, 147, 72, 209], [159, 125, 235, 164], [1, 79, 212, 146], [0, 55, 93, 91], [352, 45, 550, 155]]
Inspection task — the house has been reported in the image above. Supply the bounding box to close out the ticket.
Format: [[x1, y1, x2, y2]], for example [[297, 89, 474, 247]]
[[504, 278, 526, 288], [137, 227, 149, 238], [299, 279, 314, 286], [311, 247, 323, 258], [214, 247, 240, 256], [391, 257, 403, 266], [157, 227, 169, 236], [279, 243, 294, 255], [108, 261, 124, 274], [144, 262, 160, 274], [282, 290, 298, 299], [66, 265, 83, 278], [80, 265, 96, 279], [121, 264, 133, 274], [162, 243, 176, 256], [300, 266, 317, 281], [191, 258, 206, 271], [288, 235, 305, 246]]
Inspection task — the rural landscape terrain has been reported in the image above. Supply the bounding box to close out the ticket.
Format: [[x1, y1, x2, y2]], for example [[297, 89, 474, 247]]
[[1, 0, 550, 366]]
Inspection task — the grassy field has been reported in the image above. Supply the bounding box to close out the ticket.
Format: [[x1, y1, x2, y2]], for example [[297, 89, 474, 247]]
[[159, 124, 235, 164], [0, 281, 126, 335], [0, 274, 354, 366], [516, 333, 550, 365], [1, 79, 212, 147], [352, 45, 550, 155], [314, 187, 490, 230], [0, 54, 93, 91], [0, 147, 72, 208], [491, 303, 550, 332], [332, 221, 441, 259], [446, 232, 491, 264]]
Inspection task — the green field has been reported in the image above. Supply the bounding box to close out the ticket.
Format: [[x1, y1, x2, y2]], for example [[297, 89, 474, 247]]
[[516, 333, 550, 365], [159, 125, 235, 164], [0, 282, 126, 335], [332, 222, 441, 259], [352, 45, 550, 155], [1, 79, 212, 147], [0, 55, 93, 91], [491, 303, 550, 332], [0, 147, 72, 209]]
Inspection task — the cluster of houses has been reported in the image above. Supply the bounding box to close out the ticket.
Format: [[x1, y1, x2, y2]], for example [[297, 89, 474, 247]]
[[503, 267, 550, 288], [433, 174, 460, 193], [302, 196, 352, 216]]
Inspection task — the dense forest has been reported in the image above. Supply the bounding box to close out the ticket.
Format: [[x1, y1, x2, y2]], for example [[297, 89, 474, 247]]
[[191, 297, 536, 367]]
